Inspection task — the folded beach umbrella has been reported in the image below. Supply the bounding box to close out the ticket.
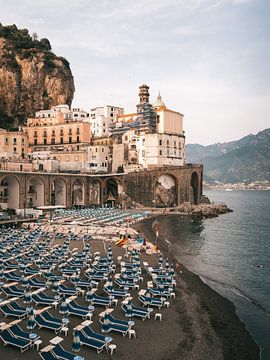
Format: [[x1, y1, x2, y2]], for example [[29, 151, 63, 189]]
[[106, 277, 113, 292], [86, 289, 94, 303], [158, 255, 163, 267], [126, 299, 133, 318], [23, 286, 32, 304], [102, 312, 110, 333], [170, 263, 175, 277], [72, 330, 81, 353], [22, 275, 29, 287], [27, 307, 36, 330], [165, 258, 170, 272], [52, 279, 59, 292], [59, 295, 68, 317]]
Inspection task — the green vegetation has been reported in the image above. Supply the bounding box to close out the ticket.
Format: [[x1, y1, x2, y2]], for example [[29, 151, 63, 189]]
[[0, 23, 52, 53]]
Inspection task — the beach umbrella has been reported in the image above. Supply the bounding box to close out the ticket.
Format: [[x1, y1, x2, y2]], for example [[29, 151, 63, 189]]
[[22, 275, 29, 287], [52, 279, 59, 292], [170, 263, 175, 277], [23, 286, 32, 305], [72, 330, 81, 353], [59, 295, 68, 318], [158, 255, 163, 267], [126, 299, 133, 318], [106, 277, 113, 292], [27, 308, 36, 331], [86, 289, 94, 303], [165, 258, 170, 272], [102, 313, 110, 333]]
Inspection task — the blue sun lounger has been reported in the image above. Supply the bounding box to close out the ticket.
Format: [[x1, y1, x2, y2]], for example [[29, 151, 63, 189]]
[[91, 293, 112, 307], [10, 323, 41, 343], [0, 304, 27, 318], [0, 329, 31, 353], [100, 320, 129, 336], [3, 285, 24, 297], [36, 314, 63, 333], [41, 311, 63, 326], [32, 293, 57, 305], [78, 330, 106, 353], [58, 284, 78, 296], [104, 286, 127, 298], [39, 350, 59, 360], [81, 325, 111, 344], [28, 278, 47, 288], [52, 344, 85, 360], [106, 313, 134, 328], [67, 300, 93, 318], [138, 294, 164, 309]]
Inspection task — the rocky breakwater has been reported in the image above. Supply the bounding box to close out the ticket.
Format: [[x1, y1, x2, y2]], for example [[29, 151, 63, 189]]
[[178, 201, 233, 218], [0, 24, 74, 129]]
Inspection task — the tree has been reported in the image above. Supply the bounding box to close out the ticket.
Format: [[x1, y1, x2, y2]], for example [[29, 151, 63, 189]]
[[40, 38, 51, 50], [31, 32, 38, 41]]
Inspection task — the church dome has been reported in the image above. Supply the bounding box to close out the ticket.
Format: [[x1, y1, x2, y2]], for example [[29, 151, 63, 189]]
[[153, 91, 166, 108]]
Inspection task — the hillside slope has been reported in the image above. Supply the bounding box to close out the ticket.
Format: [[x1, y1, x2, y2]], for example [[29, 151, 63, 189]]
[[0, 23, 75, 129]]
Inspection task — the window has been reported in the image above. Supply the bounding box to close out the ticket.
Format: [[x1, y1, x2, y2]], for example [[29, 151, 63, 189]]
[[157, 115, 160, 124], [159, 139, 162, 146], [167, 140, 169, 147], [77, 136, 80, 142], [142, 150, 145, 157], [60, 137, 63, 144], [52, 130, 55, 136], [110, 113, 113, 117], [159, 150, 162, 156], [34, 139, 37, 145], [13, 147, 17, 152], [69, 137, 72, 144], [43, 131, 47, 137], [102, 148, 104, 152], [5, 138, 8, 144], [76, 128, 80, 134], [174, 141, 176, 148], [22, 138, 24, 144], [69, 128, 72, 135], [60, 129, 64, 136], [13, 138, 17, 144], [51, 138, 55, 144], [44, 139, 47, 145]]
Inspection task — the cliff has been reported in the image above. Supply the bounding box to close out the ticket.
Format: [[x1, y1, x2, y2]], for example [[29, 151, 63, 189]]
[[0, 24, 75, 129]]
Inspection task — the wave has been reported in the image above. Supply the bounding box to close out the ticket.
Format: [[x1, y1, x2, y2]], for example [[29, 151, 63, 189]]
[[199, 274, 270, 316]]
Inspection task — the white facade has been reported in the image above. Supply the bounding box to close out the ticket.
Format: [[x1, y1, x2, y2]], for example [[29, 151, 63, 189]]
[[84, 145, 110, 173], [90, 116, 112, 139], [72, 108, 89, 121], [90, 105, 124, 121]]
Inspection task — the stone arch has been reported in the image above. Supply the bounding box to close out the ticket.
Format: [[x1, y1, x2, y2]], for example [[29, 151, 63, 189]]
[[27, 176, 45, 208], [51, 177, 67, 206], [72, 178, 85, 207], [0, 175, 20, 210], [155, 173, 177, 207], [190, 172, 199, 204], [103, 177, 123, 206], [89, 179, 102, 205]]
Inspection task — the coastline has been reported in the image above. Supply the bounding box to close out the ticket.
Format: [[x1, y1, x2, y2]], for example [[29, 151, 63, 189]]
[[135, 215, 261, 360]]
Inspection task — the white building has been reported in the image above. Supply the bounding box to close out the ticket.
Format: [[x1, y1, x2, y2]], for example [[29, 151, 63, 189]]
[[90, 105, 124, 139]]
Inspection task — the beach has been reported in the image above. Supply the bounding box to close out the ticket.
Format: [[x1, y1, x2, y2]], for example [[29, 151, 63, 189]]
[[0, 209, 260, 360], [136, 215, 261, 360]]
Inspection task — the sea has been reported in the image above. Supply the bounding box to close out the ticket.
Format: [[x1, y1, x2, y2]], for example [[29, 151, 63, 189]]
[[162, 190, 270, 360]]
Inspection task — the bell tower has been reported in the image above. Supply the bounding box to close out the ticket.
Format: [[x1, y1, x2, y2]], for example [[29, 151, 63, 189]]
[[137, 84, 150, 111]]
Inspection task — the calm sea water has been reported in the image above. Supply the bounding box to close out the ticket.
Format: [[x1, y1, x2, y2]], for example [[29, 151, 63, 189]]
[[163, 190, 270, 360]]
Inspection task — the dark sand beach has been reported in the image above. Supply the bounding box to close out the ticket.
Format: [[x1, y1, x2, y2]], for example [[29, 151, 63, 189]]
[[0, 215, 260, 360], [135, 216, 261, 360]]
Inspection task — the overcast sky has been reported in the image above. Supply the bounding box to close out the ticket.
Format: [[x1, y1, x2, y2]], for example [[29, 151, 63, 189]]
[[1, 0, 269, 144]]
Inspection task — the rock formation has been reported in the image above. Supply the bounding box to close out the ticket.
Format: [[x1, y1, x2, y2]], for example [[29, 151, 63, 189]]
[[0, 24, 75, 129]]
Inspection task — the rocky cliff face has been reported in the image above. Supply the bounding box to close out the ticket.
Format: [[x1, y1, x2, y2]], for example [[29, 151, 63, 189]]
[[0, 24, 75, 129]]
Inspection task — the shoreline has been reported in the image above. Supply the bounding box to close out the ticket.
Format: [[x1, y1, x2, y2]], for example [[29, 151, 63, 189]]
[[135, 215, 261, 360]]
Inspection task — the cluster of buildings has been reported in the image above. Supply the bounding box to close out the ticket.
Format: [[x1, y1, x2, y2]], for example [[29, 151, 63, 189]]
[[0, 84, 186, 175]]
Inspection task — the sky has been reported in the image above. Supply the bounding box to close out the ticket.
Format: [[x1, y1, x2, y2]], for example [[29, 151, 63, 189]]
[[1, 0, 269, 145]]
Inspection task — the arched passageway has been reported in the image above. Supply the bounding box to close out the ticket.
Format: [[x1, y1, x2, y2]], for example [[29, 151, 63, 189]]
[[89, 180, 101, 205], [0, 176, 20, 210], [51, 178, 67, 206], [190, 172, 199, 204], [104, 178, 123, 207], [72, 179, 85, 207], [27, 177, 45, 208], [155, 174, 177, 207]]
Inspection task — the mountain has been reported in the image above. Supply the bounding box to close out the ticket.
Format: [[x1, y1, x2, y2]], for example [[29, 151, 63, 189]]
[[186, 129, 270, 183], [0, 24, 75, 129]]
